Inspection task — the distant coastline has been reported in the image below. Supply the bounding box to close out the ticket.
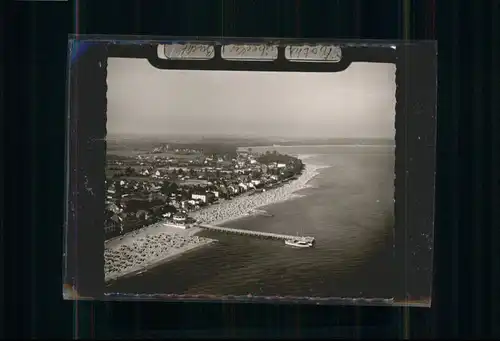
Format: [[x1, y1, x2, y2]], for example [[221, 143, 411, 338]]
[[238, 144, 395, 150], [107, 135, 395, 148]]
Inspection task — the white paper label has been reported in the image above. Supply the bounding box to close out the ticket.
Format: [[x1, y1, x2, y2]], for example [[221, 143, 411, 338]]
[[157, 43, 215, 60], [285, 45, 342, 62], [222, 44, 278, 61]]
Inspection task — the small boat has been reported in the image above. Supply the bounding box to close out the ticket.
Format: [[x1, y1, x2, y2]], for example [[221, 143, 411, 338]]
[[285, 238, 313, 248]]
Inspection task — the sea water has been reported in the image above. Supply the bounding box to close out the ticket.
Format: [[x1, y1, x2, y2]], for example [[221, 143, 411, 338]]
[[107, 145, 407, 299]]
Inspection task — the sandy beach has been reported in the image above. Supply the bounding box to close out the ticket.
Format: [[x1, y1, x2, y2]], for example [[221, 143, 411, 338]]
[[190, 161, 327, 226], [104, 158, 325, 282], [104, 225, 216, 282]]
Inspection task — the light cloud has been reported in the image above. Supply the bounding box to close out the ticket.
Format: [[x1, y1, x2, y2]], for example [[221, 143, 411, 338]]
[[107, 59, 396, 139]]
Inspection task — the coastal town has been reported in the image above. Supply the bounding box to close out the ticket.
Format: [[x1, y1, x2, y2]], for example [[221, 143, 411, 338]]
[[100, 59, 405, 300], [105, 144, 304, 240]]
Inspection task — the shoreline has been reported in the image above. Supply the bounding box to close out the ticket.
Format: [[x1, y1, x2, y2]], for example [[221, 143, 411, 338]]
[[190, 159, 328, 226], [104, 225, 216, 283], [105, 238, 215, 283], [104, 157, 327, 283]]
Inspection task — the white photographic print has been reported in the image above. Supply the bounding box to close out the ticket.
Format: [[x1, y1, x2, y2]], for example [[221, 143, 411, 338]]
[[104, 58, 397, 299]]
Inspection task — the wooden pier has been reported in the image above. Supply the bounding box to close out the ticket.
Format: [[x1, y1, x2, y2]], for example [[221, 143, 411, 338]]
[[197, 224, 315, 243]]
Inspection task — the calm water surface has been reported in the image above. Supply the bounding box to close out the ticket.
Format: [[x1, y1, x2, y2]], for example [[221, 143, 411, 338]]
[[108, 145, 400, 298]]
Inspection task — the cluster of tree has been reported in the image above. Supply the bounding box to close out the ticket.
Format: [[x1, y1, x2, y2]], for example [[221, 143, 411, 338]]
[[174, 143, 237, 159], [110, 166, 140, 178], [251, 170, 263, 179], [288, 159, 304, 175], [124, 167, 136, 176], [123, 198, 165, 213], [257, 151, 301, 166], [161, 181, 179, 196], [279, 169, 297, 180]]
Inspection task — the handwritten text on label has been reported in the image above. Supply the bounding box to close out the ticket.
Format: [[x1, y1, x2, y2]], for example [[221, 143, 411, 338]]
[[222, 44, 278, 60], [285, 45, 342, 62], [158, 44, 215, 60]]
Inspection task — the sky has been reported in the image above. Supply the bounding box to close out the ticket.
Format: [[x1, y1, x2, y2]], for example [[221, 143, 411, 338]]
[[107, 58, 396, 139]]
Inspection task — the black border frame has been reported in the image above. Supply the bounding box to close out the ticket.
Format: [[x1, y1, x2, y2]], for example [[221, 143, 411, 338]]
[[64, 36, 437, 307]]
